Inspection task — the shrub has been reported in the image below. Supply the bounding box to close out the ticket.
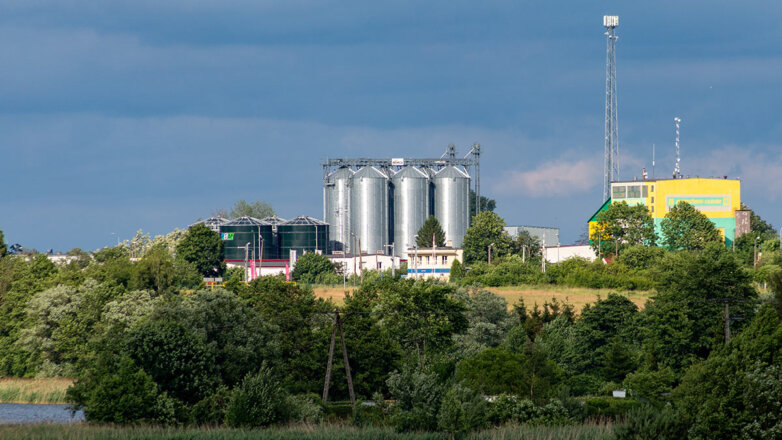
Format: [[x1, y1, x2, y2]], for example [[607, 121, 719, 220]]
[[225, 366, 289, 427], [583, 396, 640, 420], [613, 405, 687, 440], [386, 366, 444, 432], [437, 383, 488, 437]]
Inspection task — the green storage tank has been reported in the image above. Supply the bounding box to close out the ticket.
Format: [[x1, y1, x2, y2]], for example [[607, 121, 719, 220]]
[[278, 216, 329, 258], [219, 217, 278, 262]]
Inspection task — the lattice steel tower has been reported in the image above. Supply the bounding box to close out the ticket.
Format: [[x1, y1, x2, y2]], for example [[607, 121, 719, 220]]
[[603, 15, 619, 202]]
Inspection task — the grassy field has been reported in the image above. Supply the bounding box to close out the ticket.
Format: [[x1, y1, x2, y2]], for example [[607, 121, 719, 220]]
[[312, 284, 652, 312], [0, 377, 73, 404], [0, 424, 614, 440]]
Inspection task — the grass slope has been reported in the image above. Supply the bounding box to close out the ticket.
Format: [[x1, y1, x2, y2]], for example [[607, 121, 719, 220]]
[[0, 378, 73, 404]]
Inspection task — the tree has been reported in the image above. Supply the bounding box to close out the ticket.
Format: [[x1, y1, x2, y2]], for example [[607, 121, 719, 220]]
[[469, 190, 496, 219], [590, 201, 657, 256], [291, 252, 335, 283], [375, 281, 468, 364], [462, 212, 512, 264], [0, 228, 6, 258], [510, 230, 541, 259], [416, 216, 446, 248], [226, 365, 289, 428], [660, 201, 721, 251], [229, 200, 275, 219], [438, 384, 488, 438], [177, 224, 225, 277]]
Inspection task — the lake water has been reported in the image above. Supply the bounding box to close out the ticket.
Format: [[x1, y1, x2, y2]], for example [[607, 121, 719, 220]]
[[0, 403, 85, 424]]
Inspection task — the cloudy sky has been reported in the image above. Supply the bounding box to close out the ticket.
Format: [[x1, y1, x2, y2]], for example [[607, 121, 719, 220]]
[[3, 1, 782, 251]]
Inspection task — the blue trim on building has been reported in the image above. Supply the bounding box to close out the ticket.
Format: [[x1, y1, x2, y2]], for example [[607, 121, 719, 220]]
[[407, 268, 451, 274]]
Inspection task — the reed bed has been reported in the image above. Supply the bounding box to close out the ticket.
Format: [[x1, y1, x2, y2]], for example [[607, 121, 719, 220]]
[[0, 423, 615, 440], [0, 377, 73, 404]]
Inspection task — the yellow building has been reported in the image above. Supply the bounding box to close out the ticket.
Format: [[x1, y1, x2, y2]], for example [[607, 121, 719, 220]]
[[405, 247, 464, 281], [589, 177, 741, 247]]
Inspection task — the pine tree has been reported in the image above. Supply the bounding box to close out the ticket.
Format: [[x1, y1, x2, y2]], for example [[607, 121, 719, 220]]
[[416, 216, 446, 247]]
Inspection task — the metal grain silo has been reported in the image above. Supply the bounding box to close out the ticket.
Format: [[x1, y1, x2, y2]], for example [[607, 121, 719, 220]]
[[350, 166, 389, 254], [392, 166, 430, 256], [324, 167, 353, 252], [433, 166, 470, 247], [278, 216, 329, 257]]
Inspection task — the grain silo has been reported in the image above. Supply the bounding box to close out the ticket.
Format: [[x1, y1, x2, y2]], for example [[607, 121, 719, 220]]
[[350, 166, 389, 254], [278, 216, 329, 257], [324, 167, 353, 252], [391, 166, 430, 256], [433, 166, 470, 247]]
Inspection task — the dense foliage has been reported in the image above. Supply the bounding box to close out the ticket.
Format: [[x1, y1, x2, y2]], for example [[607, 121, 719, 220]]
[[590, 201, 657, 257], [0, 222, 779, 437]]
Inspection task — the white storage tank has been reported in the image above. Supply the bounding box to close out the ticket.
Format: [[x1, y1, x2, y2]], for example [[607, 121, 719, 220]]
[[433, 166, 470, 247]]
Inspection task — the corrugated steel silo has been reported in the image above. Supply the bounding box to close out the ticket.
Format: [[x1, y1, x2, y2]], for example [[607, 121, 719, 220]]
[[278, 216, 329, 258], [392, 166, 429, 256], [324, 167, 353, 252], [433, 166, 470, 247], [350, 166, 389, 254]]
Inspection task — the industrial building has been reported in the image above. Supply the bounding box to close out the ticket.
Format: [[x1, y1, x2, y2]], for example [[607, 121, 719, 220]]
[[406, 246, 464, 281], [323, 144, 481, 257], [219, 216, 329, 265], [504, 226, 560, 248], [589, 177, 742, 247]]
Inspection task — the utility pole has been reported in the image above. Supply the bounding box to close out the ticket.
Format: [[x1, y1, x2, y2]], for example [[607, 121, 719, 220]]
[[488, 243, 495, 265], [724, 301, 731, 344], [384, 243, 395, 277], [754, 236, 760, 268], [322, 311, 356, 405]]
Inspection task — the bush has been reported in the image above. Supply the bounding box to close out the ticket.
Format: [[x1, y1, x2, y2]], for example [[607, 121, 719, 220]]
[[67, 354, 170, 424], [286, 393, 324, 424], [190, 386, 231, 426], [226, 366, 289, 427], [437, 383, 488, 437], [487, 395, 571, 426], [613, 405, 687, 440], [386, 366, 444, 432], [583, 396, 640, 420]]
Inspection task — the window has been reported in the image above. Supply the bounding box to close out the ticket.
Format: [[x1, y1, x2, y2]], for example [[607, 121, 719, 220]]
[[627, 185, 641, 198], [651, 196, 655, 203], [651, 206, 655, 214], [442, 256, 448, 265], [426, 256, 430, 264], [651, 185, 655, 192], [643, 186, 648, 198], [612, 185, 626, 199]]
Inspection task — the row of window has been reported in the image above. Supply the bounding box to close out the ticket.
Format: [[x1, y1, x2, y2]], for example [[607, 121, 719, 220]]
[[414, 255, 449, 265], [612, 184, 653, 199]]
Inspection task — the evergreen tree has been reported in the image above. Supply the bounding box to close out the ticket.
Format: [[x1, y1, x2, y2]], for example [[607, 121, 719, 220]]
[[415, 216, 446, 248]]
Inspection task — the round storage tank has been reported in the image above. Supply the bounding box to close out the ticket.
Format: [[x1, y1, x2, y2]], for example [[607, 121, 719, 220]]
[[392, 166, 430, 256], [324, 167, 353, 252], [219, 217, 276, 262], [350, 166, 389, 254], [278, 216, 329, 258], [433, 166, 470, 247]]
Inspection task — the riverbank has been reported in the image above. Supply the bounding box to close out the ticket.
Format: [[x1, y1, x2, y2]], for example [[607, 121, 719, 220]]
[[0, 378, 73, 404], [0, 423, 614, 439]]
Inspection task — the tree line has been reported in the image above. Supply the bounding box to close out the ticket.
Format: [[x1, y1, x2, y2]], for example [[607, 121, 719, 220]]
[[0, 219, 780, 438]]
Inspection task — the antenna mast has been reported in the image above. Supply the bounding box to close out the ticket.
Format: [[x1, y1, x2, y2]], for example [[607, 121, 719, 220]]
[[603, 15, 620, 201], [674, 117, 681, 178]]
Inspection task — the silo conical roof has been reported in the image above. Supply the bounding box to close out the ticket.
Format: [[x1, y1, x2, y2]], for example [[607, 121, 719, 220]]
[[223, 216, 269, 226]]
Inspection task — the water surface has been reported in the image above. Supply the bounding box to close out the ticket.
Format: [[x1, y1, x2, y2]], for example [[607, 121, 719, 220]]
[[0, 403, 84, 424]]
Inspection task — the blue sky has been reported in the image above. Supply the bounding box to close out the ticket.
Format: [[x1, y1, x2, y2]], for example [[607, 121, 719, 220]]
[[3, 1, 782, 251]]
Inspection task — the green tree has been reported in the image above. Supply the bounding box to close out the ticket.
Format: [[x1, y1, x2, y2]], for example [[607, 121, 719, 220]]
[[226, 365, 289, 427], [177, 224, 225, 277], [510, 230, 541, 259], [387, 365, 444, 432], [375, 281, 468, 364], [469, 190, 496, 219], [462, 211, 512, 264], [0, 228, 7, 258], [641, 243, 757, 374], [415, 216, 446, 248], [674, 306, 782, 439], [449, 259, 465, 282], [660, 201, 721, 251], [229, 200, 275, 219], [590, 201, 657, 256], [67, 353, 172, 424], [291, 252, 336, 284], [438, 384, 488, 439]]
